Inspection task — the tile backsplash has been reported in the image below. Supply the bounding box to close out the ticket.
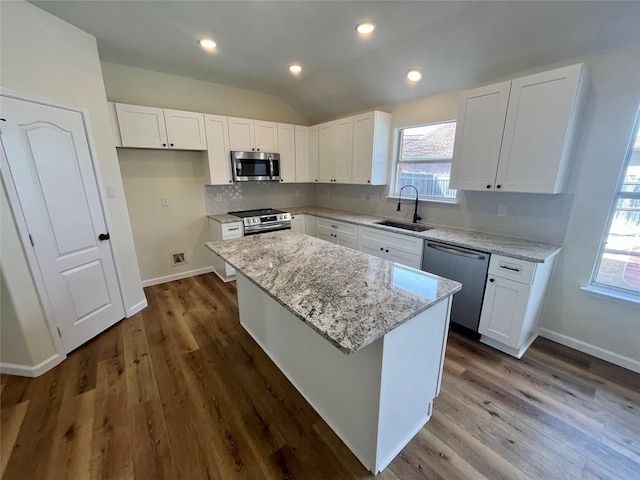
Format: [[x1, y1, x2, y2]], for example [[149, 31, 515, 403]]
[[206, 181, 572, 245], [205, 182, 314, 214]]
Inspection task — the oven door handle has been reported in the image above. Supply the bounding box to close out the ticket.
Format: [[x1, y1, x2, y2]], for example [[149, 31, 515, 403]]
[[244, 221, 291, 235]]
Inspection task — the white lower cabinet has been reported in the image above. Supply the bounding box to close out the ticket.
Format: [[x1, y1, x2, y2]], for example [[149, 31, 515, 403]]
[[304, 214, 316, 237], [358, 226, 423, 269], [478, 253, 556, 358], [291, 214, 305, 234], [316, 218, 358, 250], [209, 219, 243, 281]]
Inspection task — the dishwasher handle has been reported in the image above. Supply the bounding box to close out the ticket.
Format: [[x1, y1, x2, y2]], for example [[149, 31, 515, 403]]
[[426, 242, 487, 260]]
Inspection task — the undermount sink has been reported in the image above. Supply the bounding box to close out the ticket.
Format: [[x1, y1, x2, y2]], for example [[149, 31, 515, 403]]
[[375, 220, 432, 232]]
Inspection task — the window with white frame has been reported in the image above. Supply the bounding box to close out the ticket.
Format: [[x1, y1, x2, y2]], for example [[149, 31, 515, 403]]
[[591, 120, 640, 298], [392, 121, 457, 201]]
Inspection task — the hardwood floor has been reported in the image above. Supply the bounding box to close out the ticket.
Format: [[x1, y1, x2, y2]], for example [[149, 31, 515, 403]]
[[2, 273, 639, 479]]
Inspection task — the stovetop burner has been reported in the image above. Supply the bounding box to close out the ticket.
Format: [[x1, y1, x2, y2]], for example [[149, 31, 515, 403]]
[[228, 208, 285, 218]]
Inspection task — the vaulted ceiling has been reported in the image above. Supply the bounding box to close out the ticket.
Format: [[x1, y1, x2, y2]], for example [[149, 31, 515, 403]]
[[30, 1, 640, 123]]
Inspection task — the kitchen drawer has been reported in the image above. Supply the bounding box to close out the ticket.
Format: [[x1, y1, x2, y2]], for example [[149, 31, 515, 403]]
[[359, 226, 423, 256], [222, 222, 244, 239], [488, 254, 536, 285], [316, 217, 358, 235]]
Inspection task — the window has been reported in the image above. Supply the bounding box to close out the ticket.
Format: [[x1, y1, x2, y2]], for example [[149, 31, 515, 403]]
[[392, 121, 457, 202], [591, 121, 640, 298]]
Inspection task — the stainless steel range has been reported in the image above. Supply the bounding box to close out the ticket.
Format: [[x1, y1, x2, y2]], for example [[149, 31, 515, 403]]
[[228, 208, 292, 235]]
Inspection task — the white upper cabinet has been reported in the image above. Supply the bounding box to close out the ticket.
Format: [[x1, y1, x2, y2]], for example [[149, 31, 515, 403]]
[[277, 123, 296, 183], [255, 120, 279, 151], [164, 109, 208, 150], [335, 117, 354, 183], [449, 82, 511, 191], [352, 111, 392, 185], [203, 114, 233, 185], [450, 64, 588, 194], [114, 103, 206, 150], [308, 125, 319, 183], [295, 125, 319, 183], [228, 117, 279, 152], [318, 121, 337, 183], [316, 111, 391, 185]]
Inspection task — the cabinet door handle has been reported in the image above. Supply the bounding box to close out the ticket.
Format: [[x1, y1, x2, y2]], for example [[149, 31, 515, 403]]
[[489, 278, 495, 283], [98, 233, 110, 241], [496, 184, 502, 189], [486, 184, 491, 189], [380, 247, 384, 251], [162, 143, 167, 147], [385, 249, 389, 253], [170, 143, 174, 147]]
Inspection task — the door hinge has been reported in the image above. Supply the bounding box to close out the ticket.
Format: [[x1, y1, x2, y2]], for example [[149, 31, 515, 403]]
[[29, 234, 34, 246], [57, 327, 61, 337]]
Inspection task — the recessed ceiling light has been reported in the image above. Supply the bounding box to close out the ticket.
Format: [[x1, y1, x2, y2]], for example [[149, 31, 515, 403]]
[[199, 38, 217, 50], [406, 69, 422, 82], [356, 22, 376, 35], [289, 64, 302, 75]]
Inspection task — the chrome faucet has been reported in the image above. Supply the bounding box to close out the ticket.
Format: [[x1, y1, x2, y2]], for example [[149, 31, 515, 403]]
[[397, 185, 422, 223]]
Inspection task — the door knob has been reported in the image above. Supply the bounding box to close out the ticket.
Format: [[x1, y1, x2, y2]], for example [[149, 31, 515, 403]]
[[98, 233, 110, 241]]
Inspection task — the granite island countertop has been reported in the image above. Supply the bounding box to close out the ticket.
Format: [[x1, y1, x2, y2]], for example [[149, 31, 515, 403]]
[[209, 207, 561, 263], [206, 230, 461, 354]]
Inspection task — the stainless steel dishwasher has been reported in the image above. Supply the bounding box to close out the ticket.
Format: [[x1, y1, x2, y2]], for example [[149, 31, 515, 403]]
[[422, 241, 490, 333]]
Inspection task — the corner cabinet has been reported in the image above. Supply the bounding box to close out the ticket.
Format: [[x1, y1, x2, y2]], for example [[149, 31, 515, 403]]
[[450, 63, 588, 194], [112, 103, 207, 150], [478, 253, 556, 358], [204, 114, 233, 185]]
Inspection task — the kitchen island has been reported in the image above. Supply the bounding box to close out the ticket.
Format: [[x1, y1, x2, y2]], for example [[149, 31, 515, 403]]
[[206, 231, 461, 474]]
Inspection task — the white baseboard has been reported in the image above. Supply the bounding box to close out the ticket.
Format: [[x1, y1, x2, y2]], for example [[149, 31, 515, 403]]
[[141, 267, 214, 288], [1, 353, 65, 378], [538, 328, 640, 374], [126, 298, 148, 318]]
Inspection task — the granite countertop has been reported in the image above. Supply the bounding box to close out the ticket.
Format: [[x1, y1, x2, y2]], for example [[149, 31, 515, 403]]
[[206, 231, 461, 354], [288, 207, 561, 263], [208, 206, 561, 263]]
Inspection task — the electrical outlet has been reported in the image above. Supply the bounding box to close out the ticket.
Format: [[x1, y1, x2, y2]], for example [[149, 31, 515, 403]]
[[161, 196, 170, 207], [216, 193, 223, 202], [106, 184, 116, 198], [171, 251, 186, 266], [497, 204, 508, 217]]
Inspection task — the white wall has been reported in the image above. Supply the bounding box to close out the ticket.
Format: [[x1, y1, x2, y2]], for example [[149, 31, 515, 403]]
[[101, 63, 311, 284], [0, 1, 146, 369], [540, 46, 640, 370]]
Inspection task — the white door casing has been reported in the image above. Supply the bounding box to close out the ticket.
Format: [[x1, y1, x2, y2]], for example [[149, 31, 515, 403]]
[[1, 96, 125, 353]]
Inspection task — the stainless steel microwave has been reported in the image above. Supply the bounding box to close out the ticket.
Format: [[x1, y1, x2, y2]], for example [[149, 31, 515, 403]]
[[231, 151, 280, 182]]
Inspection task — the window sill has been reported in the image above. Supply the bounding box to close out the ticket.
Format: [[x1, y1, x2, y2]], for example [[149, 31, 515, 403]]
[[386, 195, 458, 205], [580, 285, 640, 308]]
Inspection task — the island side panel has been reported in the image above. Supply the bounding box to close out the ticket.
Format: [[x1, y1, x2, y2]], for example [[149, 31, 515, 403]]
[[375, 298, 451, 472], [236, 273, 383, 473]]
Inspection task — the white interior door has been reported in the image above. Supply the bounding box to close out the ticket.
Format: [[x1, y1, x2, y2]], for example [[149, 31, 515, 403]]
[[1, 96, 125, 353]]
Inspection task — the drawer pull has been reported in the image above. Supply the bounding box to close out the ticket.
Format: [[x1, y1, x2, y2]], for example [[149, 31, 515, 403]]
[[500, 265, 521, 272]]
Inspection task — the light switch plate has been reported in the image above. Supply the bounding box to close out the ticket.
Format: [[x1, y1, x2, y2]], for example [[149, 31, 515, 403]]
[[106, 184, 116, 198]]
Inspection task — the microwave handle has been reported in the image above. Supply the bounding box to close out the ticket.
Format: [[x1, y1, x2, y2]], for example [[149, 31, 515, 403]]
[[269, 155, 274, 179]]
